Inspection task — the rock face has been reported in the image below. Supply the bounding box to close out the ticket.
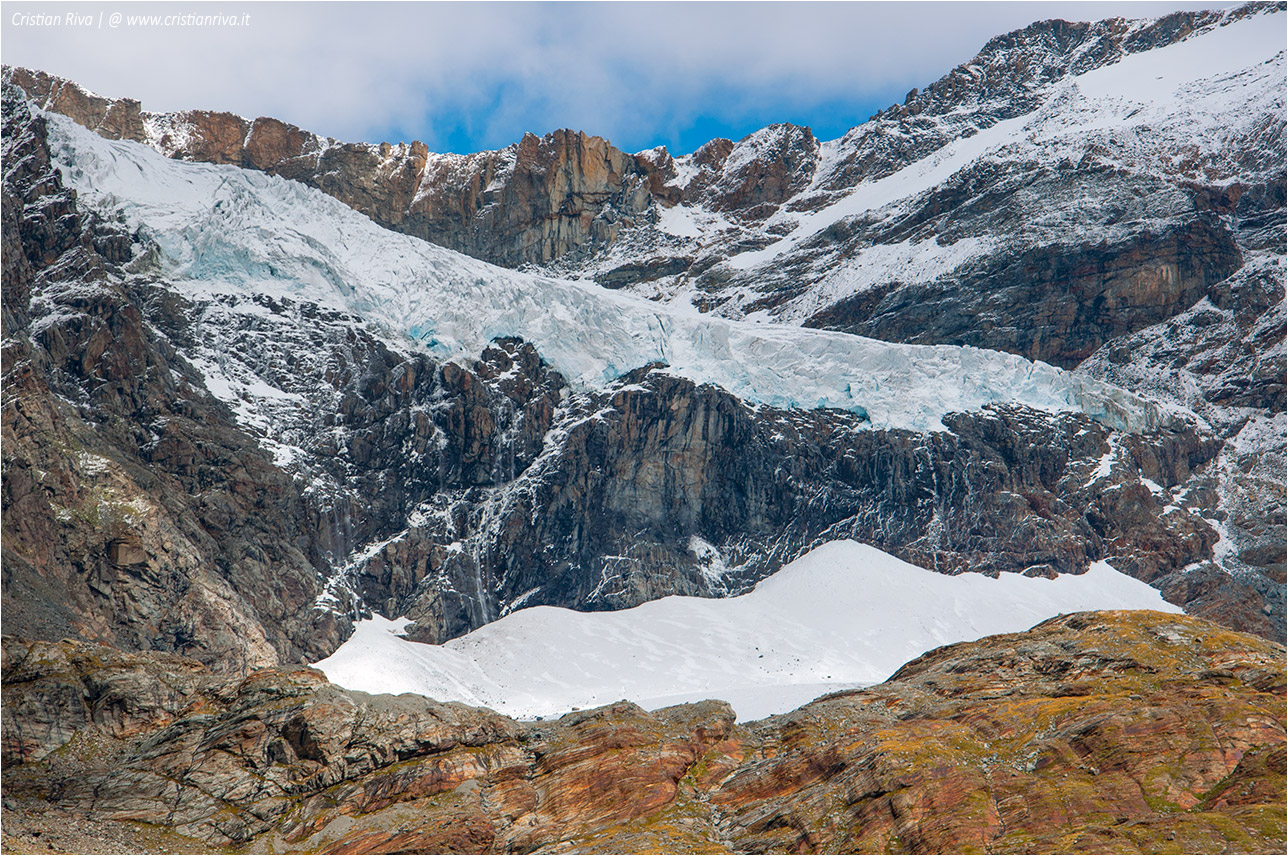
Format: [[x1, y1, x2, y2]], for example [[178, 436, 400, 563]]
[[2, 61, 1281, 680], [372, 372, 1238, 644], [3, 611, 1283, 853], [0, 90, 351, 672], [3, 66, 657, 269], [802, 217, 1243, 370]]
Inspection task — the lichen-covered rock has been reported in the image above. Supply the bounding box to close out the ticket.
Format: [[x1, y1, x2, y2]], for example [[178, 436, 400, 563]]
[[3, 611, 1283, 853], [712, 610, 1286, 854]]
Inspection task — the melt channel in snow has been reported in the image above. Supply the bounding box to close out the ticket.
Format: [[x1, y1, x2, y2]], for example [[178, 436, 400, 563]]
[[314, 540, 1181, 722]]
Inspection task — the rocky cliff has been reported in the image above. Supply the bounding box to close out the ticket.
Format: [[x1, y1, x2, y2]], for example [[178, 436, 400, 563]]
[[6, 83, 1277, 674], [5, 9, 1281, 642], [3, 611, 1283, 853]]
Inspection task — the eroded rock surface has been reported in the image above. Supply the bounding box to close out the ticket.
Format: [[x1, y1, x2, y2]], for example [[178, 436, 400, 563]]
[[3, 611, 1283, 853]]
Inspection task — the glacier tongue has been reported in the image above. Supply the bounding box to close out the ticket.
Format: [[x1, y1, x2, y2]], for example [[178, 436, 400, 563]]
[[49, 112, 1162, 433]]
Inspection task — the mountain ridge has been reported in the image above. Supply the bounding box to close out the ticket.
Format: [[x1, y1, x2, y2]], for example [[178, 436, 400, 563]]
[[2, 4, 1286, 850], [4, 2, 1277, 275]]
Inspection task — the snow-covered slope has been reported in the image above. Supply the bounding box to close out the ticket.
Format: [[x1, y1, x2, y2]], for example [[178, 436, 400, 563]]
[[575, 5, 1285, 331], [314, 540, 1181, 722], [46, 113, 1162, 434], [725, 8, 1283, 278]]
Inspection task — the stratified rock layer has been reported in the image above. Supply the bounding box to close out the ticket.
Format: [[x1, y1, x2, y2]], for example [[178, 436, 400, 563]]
[[3, 610, 1283, 853]]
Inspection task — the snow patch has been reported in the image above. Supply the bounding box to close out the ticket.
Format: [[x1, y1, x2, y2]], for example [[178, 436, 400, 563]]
[[688, 535, 732, 590], [314, 540, 1181, 722], [655, 203, 731, 238], [1085, 434, 1121, 486]]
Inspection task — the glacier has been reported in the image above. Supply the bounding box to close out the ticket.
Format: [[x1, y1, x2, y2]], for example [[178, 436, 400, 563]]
[[314, 540, 1183, 722], [47, 112, 1165, 434]]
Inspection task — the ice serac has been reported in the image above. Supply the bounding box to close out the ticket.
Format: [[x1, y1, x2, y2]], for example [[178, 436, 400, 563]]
[[41, 109, 1163, 435], [3, 611, 1283, 853]]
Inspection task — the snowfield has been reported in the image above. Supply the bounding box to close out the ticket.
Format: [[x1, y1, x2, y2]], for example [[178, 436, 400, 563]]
[[47, 113, 1161, 434], [314, 540, 1182, 722]]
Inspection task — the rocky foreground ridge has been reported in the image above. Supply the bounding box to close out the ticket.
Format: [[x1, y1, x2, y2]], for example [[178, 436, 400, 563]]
[[3, 610, 1284, 854]]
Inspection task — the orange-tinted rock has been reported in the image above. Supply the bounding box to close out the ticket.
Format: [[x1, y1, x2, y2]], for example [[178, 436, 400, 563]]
[[3, 611, 1283, 853]]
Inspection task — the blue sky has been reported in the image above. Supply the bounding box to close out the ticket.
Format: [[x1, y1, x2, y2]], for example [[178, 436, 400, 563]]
[[3, 1, 1233, 154]]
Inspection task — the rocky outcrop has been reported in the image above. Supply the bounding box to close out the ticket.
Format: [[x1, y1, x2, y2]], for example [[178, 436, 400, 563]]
[[367, 369, 1241, 643], [1, 89, 348, 671], [665, 123, 820, 219], [418, 129, 653, 266], [712, 610, 1286, 855], [3, 610, 1283, 853], [803, 216, 1243, 369]]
